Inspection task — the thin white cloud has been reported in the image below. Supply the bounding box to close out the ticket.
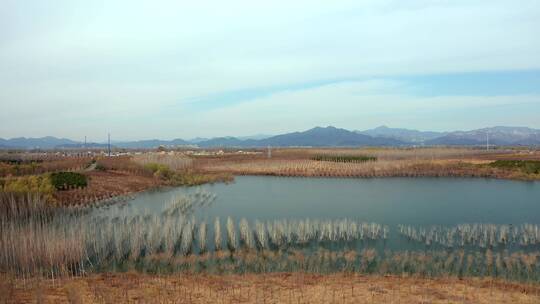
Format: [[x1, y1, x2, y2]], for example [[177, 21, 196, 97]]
[[0, 0, 539, 138], [179, 80, 540, 137]]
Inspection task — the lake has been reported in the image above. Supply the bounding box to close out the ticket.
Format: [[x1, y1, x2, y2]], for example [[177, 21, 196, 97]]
[[82, 176, 540, 276], [98, 176, 540, 226]]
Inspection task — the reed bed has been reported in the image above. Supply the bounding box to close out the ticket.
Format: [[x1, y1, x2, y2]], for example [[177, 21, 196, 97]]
[[94, 156, 147, 174], [274, 147, 506, 161], [132, 153, 193, 171], [2, 194, 539, 282], [203, 158, 496, 178], [399, 224, 540, 248]]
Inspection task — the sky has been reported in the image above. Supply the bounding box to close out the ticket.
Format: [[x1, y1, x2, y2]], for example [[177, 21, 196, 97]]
[[1, 0, 539, 141]]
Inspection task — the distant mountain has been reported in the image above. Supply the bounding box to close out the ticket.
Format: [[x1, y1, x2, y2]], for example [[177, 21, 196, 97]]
[[237, 134, 273, 141], [424, 135, 486, 146], [188, 137, 210, 144], [514, 135, 540, 146], [171, 126, 405, 148], [192, 134, 272, 146], [425, 126, 540, 146], [56, 142, 111, 149], [196, 137, 256, 148], [115, 138, 191, 149], [249, 126, 405, 147], [357, 126, 446, 143], [2, 126, 539, 149], [0, 136, 79, 149]]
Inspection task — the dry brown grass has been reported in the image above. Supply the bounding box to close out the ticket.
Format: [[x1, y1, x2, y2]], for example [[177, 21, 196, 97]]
[[3, 273, 540, 304], [196, 148, 540, 180], [200, 158, 498, 178], [0, 157, 91, 177], [53, 170, 160, 206], [132, 153, 193, 171], [266, 147, 512, 160]]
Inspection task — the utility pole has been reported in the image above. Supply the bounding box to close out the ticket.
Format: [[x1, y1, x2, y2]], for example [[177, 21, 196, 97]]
[[267, 145, 272, 158], [486, 132, 489, 151], [84, 136, 87, 148], [108, 133, 111, 157]]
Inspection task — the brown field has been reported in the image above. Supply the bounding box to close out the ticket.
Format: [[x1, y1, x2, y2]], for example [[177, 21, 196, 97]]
[[1, 273, 539, 304]]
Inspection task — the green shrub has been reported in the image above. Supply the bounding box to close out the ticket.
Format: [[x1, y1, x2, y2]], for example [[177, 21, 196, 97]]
[[489, 160, 540, 174], [0, 175, 56, 201], [49, 172, 88, 190], [144, 163, 174, 180], [95, 163, 107, 171]]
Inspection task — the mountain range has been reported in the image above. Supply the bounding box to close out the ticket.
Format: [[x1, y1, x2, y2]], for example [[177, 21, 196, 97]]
[[1, 126, 539, 149]]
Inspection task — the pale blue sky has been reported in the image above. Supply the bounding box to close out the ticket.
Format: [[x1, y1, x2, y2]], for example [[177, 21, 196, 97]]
[[1, 0, 539, 141]]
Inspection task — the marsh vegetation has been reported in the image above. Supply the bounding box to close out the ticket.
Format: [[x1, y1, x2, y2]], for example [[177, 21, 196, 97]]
[[2, 189, 539, 283], [1, 148, 539, 303]]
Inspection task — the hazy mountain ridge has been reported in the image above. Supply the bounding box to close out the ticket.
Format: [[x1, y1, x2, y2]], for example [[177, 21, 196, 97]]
[[252, 126, 405, 147], [0, 136, 79, 149], [357, 126, 447, 143], [425, 126, 540, 146], [1, 126, 539, 149]]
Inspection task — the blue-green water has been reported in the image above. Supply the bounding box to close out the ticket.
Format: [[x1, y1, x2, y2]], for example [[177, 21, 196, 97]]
[[102, 176, 540, 225], [82, 177, 540, 278]]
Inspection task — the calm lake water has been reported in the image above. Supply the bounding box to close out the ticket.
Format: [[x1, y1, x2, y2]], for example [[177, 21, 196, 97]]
[[97, 176, 540, 226]]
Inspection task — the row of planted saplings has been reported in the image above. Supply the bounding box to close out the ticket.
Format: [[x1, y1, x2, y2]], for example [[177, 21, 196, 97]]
[[398, 223, 540, 248], [311, 155, 377, 163]]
